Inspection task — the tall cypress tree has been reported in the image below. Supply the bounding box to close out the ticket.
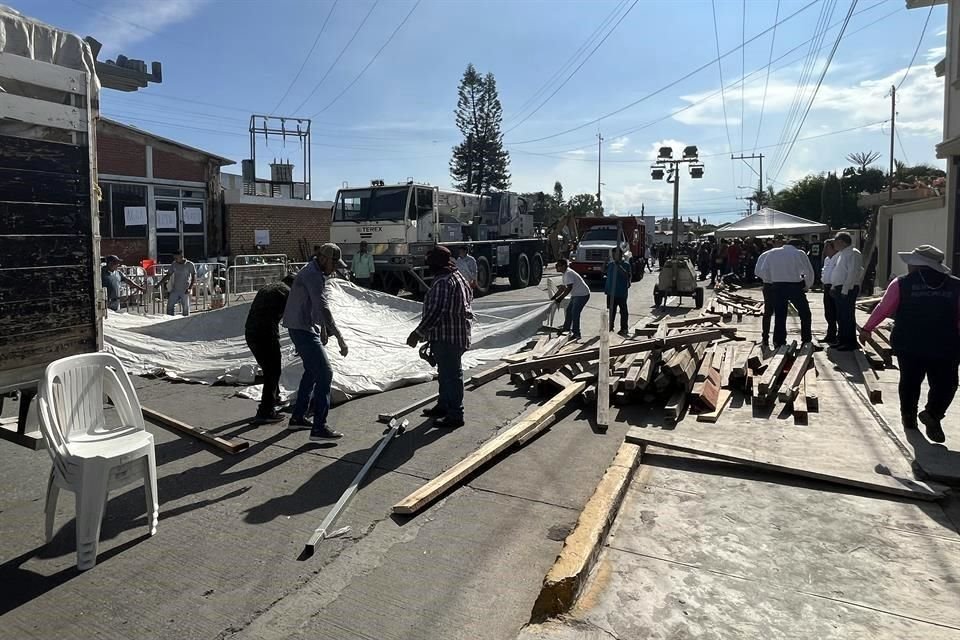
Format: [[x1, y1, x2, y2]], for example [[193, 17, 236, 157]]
[[450, 65, 511, 194]]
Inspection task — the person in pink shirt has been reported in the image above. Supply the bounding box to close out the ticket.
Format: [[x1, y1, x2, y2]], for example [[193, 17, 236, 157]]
[[861, 245, 960, 443]]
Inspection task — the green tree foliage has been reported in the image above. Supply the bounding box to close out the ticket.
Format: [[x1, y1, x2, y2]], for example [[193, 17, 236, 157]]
[[842, 167, 885, 194], [449, 65, 511, 194], [567, 193, 601, 217], [845, 151, 882, 172], [820, 172, 844, 227]]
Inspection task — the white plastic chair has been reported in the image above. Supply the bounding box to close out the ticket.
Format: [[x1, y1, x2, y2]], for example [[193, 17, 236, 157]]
[[37, 353, 158, 570]]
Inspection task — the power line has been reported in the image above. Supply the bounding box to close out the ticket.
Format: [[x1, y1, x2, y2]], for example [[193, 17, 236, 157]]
[[710, 0, 735, 156], [502, 0, 639, 134], [773, 0, 859, 180], [271, 0, 339, 115], [753, 0, 781, 154], [508, 0, 628, 120], [895, 126, 910, 165], [506, 0, 822, 145], [513, 0, 895, 157], [311, 0, 420, 116], [896, 3, 935, 90], [291, 0, 380, 115], [740, 0, 747, 185]]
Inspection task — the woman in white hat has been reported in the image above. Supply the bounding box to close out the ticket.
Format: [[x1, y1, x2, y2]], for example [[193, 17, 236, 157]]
[[861, 245, 960, 443]]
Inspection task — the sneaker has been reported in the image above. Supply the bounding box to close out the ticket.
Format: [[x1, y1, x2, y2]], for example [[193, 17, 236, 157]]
[[309, 426, 344, 442], [422, 405, 446, 418], [902, 412, 918, 430], [287, 416, 312, 431], [433, 416, 465, 429], [617, 329, 630, 337], [254, 411, 284, 424], [919, 410, 946, 443]]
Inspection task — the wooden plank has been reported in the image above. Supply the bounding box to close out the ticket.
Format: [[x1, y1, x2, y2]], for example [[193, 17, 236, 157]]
[[854, 350, 883, 404], [636, 350, 659, 389], [625, 429, 947, 501], [664, 389, 687, 423], [0, 167, 89, 204], [778, 342, 814, 403], [746, 343, 763, 373], [664, 314, 722, 328], [597, 308, 610, 432], [757, 341, 796, 398], [0, 201, 91, 236], [793, 376, 809, 426], [0, 51, 88, 94], [506, 333, 693, 374], [142, 406, 249, 455], [695, 389, 732, 423], [804, 366, 819, 412], [0, 134, 88, 174], [377, 392, 439, 423], [719, 345, 734, 388], [0, 93, 87, 132], [392, 381, 588, 515], [861, 327, 893, 366]]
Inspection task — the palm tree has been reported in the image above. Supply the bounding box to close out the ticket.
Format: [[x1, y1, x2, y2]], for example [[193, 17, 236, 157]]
[[846, 151, 882, 173]]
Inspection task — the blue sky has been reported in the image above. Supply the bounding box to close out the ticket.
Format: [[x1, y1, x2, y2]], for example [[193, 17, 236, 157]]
[[14, 0, 949, 222]]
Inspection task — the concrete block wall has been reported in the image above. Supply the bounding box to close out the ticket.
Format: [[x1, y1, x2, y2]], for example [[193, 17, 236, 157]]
[[226, 202, 332, 260], [97, 133, 146, 177]]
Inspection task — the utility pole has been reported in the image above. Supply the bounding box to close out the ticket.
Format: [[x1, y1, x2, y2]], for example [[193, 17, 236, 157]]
[[731, 152, 764, 206], [888, 84, 896, 204], [651, 146, 704, 291], [597, 132, 604, 215], [737, 196, 754, 216]]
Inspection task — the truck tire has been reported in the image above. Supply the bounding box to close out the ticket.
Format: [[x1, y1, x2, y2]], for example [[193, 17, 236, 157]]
[[509, 252, 531, 289], [529, 252, 544, 286], [475, 256, 492, 295]]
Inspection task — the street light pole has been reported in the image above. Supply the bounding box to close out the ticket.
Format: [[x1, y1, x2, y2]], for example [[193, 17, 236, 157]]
[[597, 132, 604, 215]]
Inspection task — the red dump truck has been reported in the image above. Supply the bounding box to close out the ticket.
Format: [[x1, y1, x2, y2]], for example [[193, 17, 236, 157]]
[[569, 216, 646, 281]]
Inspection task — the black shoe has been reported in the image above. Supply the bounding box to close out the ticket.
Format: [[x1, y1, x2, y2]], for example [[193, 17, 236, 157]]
[[834, 344, 859, 352], [309, 426, 344, 442], [901, 412, 918, 430], [919, 410, 946, 443], [820, 335, 837, 344], [434, 416, 465, 429], [287, 416, 312, 431], [253, 411, 284, 424], [422, 405, 446, 418]]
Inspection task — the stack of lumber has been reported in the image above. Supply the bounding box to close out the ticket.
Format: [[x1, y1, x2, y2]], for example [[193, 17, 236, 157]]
[[711, 286, 765, 317]]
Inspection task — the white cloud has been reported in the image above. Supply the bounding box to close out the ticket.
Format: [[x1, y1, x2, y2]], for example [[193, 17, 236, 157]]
[[87, 0, 208, 56], [936, 28, 948, 37], [703, 187, 722, 193], [609, 136, 629, 153], [566, 149, 587, 156], [926, 46, 947, 63]]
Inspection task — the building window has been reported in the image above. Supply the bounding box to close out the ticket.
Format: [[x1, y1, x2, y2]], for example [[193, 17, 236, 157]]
[[97, 181, 148, 239]]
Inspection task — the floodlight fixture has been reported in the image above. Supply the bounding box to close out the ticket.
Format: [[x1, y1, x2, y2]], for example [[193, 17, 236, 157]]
[[657, 146, 673, 160], [651, 167, 665, 180], [683, 145, 699, 159], [690, 165, 704, 179]]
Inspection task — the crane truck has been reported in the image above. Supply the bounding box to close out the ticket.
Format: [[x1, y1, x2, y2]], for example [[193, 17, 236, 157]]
[[330, 181, 547, 295]]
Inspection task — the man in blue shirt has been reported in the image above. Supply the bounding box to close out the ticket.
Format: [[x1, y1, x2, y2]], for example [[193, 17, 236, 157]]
[[102, 255, 143, 313], [605, 248, 631, 335], [283, 243, 349, 442]]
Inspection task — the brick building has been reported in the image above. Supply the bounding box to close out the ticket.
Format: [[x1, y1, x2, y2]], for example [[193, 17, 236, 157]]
[[222, 173, 333, 261], [96, 118, 234, 263]]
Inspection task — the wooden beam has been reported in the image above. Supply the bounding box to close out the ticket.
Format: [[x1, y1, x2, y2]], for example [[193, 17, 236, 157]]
[[695, 389, 732, 423], [664, 389, 688, 423], [142, 406, 249, 454], [664, 314, 722, 328], [507, 329, 726, 375], [625, 429, 947, 501], [597, 308, 611, 432], [793, 376, 809, 426], [0, 52, 88, 94], [392, 381, 588, 515], [778, 342, 814, 402], [757, 341, 796, 399], [854, 350, 883, 404], [0, 93, 86, 132], [718, 345, 734, 388], [746, 343, 763, 373], [804, 365, 819, 412]]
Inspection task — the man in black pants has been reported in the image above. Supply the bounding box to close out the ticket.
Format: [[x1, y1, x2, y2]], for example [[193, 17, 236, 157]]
[[245, 274, 296, 424], [861, 245, 960, 443], [755, 238, 815, 347], [755, 236, 786, 348], [820, 240, 838, 343], [828, 232, 863, 351]]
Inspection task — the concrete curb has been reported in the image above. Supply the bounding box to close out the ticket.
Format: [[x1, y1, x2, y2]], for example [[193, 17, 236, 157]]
[[529, 442, 643, 622]]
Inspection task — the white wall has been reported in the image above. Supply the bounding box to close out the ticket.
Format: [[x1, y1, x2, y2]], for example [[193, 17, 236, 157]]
[[876, 199, 949, 284]]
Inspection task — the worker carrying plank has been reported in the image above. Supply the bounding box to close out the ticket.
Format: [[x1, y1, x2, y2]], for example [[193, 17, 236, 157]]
[[407, 245, 474, 429], [245, 273, 296, 424], [283, 243, 349, 442], [755, 237, 814, 348], [861, 245, 960, 444]]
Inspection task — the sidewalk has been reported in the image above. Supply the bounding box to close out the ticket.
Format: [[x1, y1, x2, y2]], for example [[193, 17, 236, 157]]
[[520, 285, 960, 639]]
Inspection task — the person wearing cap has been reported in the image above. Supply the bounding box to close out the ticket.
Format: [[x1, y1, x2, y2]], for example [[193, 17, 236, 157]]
[[828, 231, 864, 351], [283, 243, 349, 442], [861, 245, 960, 443], [159, 249, 197, 316], [102, 255, 144, 313], [551, 258, 591, 340], [350, 241, 375, 289], [406, 245, 474, 428], [754, 237, 815, 348], [245, 274, 296, 424], [820, 240, 838, 344]]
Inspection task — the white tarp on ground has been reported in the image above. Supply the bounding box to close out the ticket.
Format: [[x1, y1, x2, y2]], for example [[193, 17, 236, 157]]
[[104, 279, 553, 403], [713, 207, 830, 239]]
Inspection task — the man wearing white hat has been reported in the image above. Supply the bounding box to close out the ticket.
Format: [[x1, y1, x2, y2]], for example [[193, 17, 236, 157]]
[[862, 245, 960, 443]]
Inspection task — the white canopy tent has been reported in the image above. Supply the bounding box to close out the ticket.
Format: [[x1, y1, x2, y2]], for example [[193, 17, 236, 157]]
[[713, 208, 829, 239]]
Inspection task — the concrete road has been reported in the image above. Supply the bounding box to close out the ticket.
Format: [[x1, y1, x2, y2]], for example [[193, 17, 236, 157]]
[[0, 266, 676, 640]]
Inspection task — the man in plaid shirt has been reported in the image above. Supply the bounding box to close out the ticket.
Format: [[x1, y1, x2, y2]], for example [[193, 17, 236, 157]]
[[407, 245, 474, 428]]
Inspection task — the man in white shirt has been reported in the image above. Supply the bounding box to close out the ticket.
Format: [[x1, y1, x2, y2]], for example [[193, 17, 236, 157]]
[[820, 240, 838, 344], [828, 232, 864, 351], [550, 258, 591, 340], [455, 246, 478, 288], [755, 238, 815, 347], [754, 236, 784, 347]]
